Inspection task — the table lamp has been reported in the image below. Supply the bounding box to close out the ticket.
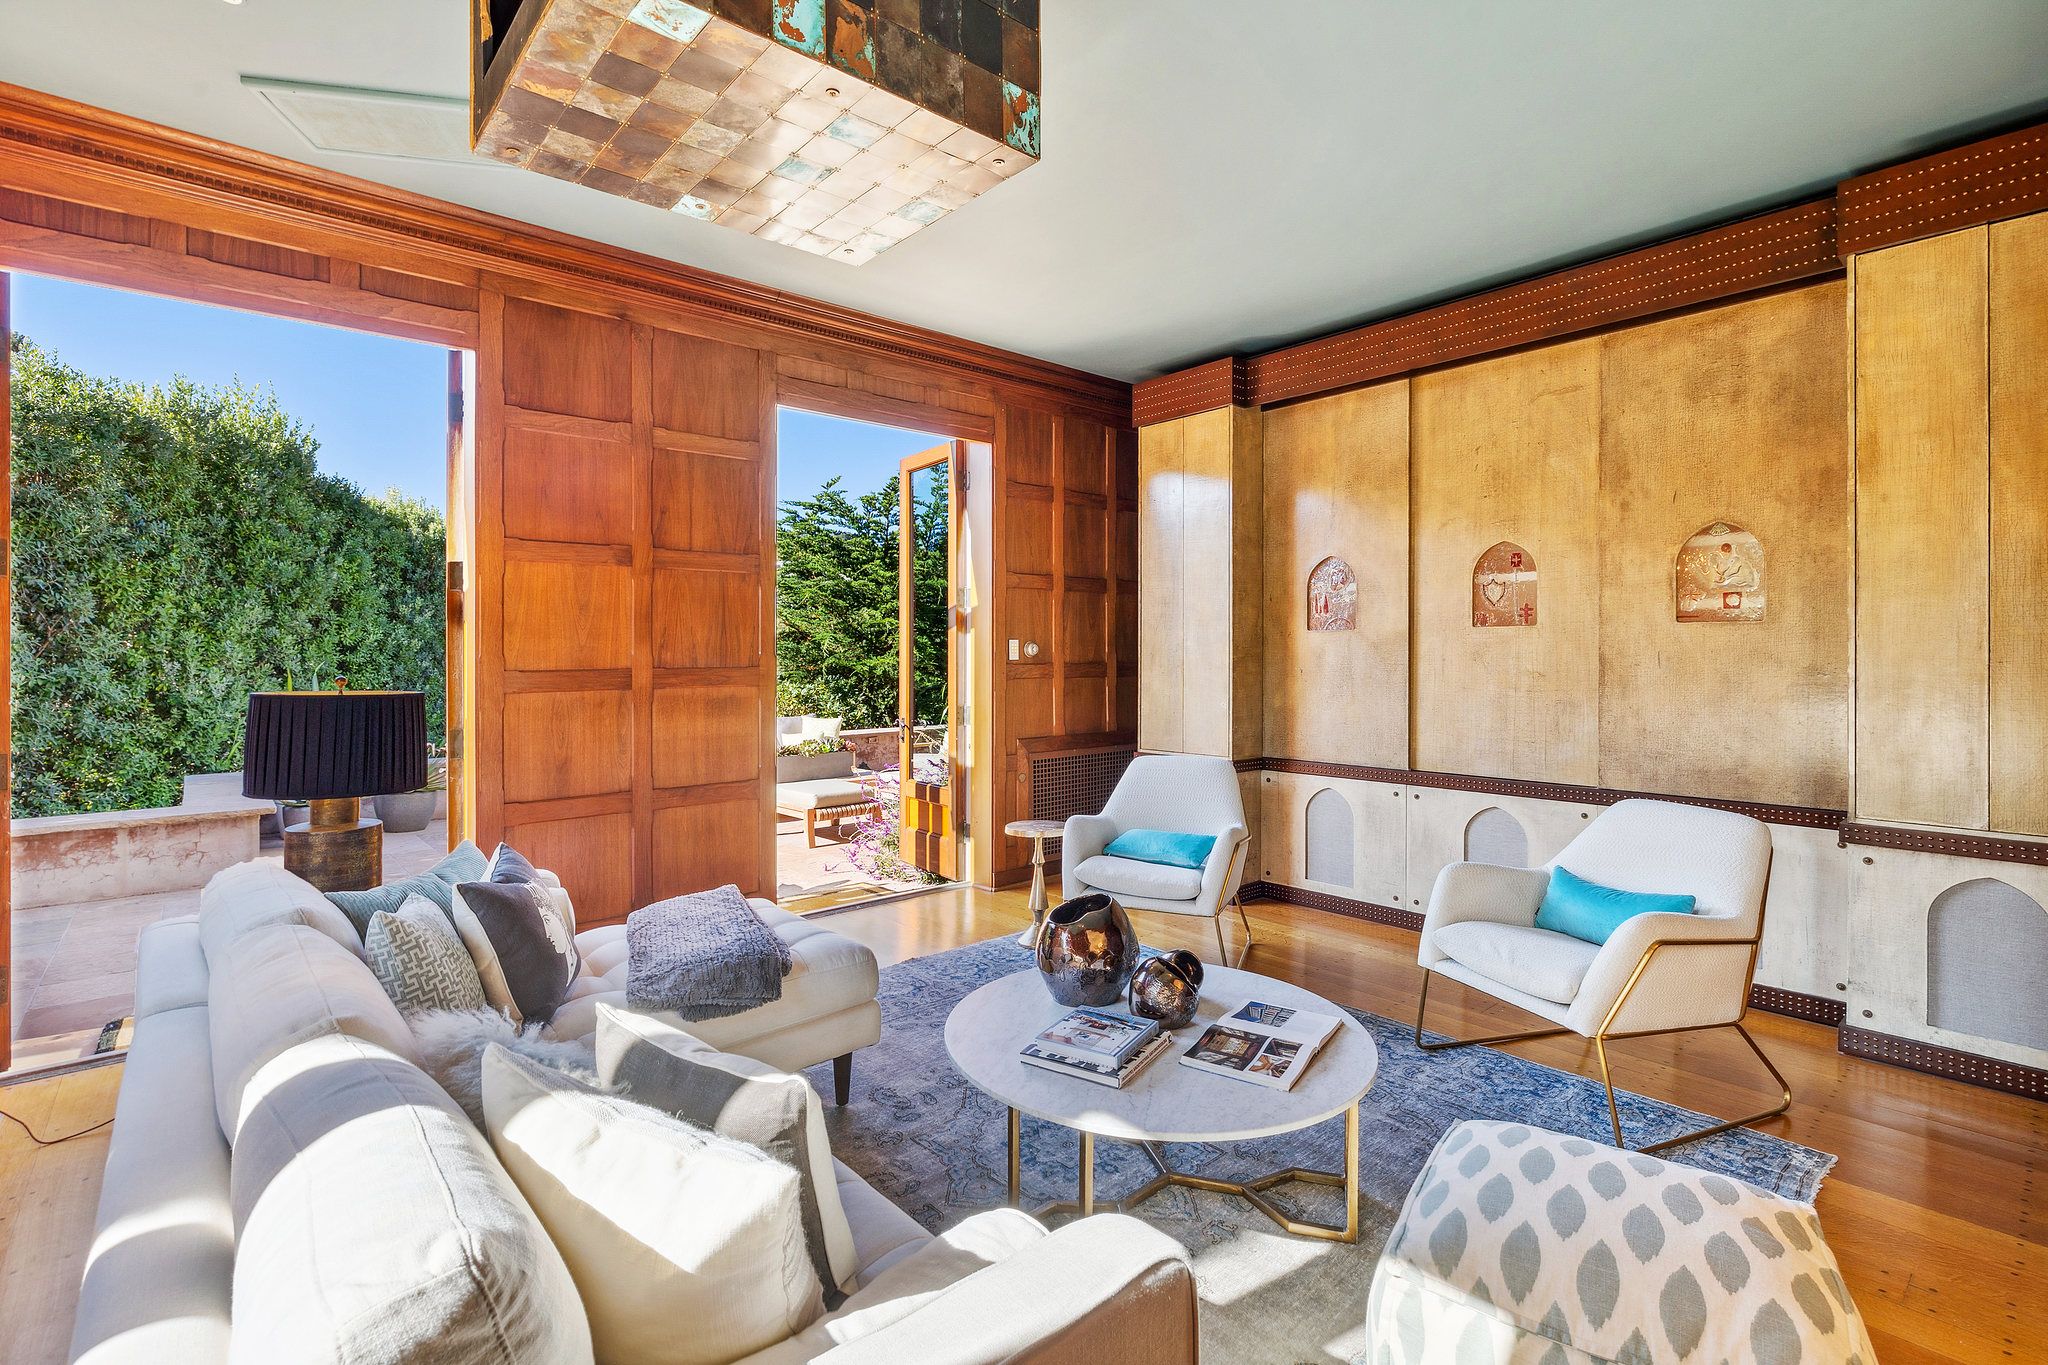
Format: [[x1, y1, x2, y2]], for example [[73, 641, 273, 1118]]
[[243, 688, 426, 892]]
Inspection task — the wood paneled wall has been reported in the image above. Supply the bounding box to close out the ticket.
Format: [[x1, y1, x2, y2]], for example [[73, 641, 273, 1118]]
[[1261, 382, 1409, 768], [0, 88, 1134, 916]]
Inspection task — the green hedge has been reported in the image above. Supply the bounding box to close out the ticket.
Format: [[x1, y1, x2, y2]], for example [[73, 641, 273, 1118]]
[[8, 334, 445, 818]]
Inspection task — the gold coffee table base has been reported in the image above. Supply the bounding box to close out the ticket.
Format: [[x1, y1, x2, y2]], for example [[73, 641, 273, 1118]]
[[1005, 1103, 1362, 1243]]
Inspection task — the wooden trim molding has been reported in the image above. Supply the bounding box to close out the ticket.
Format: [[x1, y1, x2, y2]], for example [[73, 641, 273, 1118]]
[[1242, 880, 1423, 932], [0, 82, 1128, 422], [1839, 822, 2048, 868], [1837, 120, 2048, 255], [1255, 756, 1847, 830], [1132, 356, 1252, 427], [1748, 985, 1847, 1027], [1839, 1026, 2048, 1103]]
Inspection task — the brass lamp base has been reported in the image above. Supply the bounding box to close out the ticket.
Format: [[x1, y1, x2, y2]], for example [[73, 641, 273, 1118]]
[[284, 797, 384, 892]]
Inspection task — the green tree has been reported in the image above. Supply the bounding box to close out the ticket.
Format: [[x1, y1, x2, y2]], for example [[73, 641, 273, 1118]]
[[775, 469, 948, 732], [8, 334, 446, 817]]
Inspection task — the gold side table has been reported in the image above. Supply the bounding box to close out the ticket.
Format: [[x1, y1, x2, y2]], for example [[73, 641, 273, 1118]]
[[1005, 818, 1065, 947]]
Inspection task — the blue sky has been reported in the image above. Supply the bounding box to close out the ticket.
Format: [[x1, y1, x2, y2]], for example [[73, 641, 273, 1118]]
[[9, 272, 937, 508]]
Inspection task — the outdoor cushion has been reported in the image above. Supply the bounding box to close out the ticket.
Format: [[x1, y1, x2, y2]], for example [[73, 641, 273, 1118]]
[[776, 749, 858, 782], [1431, 920, 1600, 1004], [776, 778, 876, 812], [1535, 864, 1697, 944], [1070, 853, 1204, 901], [1104, 828, 1217, 870]]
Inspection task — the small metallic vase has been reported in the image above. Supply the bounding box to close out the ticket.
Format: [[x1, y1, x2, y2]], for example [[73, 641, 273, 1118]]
[[1127, 949, 1204, 1029], [1035, 893, 1139, 1007]]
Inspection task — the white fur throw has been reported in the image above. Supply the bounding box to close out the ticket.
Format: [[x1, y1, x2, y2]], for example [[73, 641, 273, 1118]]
[[410, 1008, 599, 1127]]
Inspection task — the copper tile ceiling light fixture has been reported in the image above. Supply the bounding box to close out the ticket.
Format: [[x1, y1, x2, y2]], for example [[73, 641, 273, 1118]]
[[470, 0, 1041, 264]]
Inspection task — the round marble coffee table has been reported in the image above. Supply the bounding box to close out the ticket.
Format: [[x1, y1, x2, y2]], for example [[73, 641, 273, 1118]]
[[944, 965, 1379, 1242]]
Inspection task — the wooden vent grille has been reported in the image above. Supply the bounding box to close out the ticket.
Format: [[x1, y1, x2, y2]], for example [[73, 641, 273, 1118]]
[[1028, 747, 1135, 824]]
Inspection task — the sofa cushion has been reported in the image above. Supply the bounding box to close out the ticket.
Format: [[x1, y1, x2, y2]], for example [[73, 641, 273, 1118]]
[[322, 839, 489, 939], [365, 894, 489, 1015], [207, 922, 422, 1140], [198, 859, 364, 968], [833, 1157, 932, 1288], [132, 916, 208, 1019], [230, 1031, 592, 1365], [1432, 920, 1600, 1004], [483, 1046, 825, 1365], [595, 1003, 858, 1295], [552, 905, 881, 1059], [70, 1005, 233, 1365], [776, 776, 874, 811], [1072, 853, 1204, 901]]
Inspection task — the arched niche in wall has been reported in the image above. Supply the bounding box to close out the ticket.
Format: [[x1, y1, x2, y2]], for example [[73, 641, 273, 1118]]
[[1304, 787, 1355, 887], [1472, 542, 1536, 627], [1927, 878, 2048, 1051], [1464, 806, 1530, 868], [1307, 556, 1358, 631], [1675, 520, 1765, 622]]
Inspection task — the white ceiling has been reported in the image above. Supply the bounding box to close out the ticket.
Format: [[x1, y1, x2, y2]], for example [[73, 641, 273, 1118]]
[[4, 1, 2047, 381]]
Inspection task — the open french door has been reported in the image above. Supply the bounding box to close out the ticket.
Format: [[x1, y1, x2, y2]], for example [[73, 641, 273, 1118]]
[[1, 271, 13, 1071], [897, 441, 962, 881]]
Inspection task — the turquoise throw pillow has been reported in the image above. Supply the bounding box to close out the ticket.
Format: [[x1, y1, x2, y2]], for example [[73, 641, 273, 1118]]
[[1534, 866, 1696, 945], [1104, 829, 1217, 870], [327, 840, 490, 939]]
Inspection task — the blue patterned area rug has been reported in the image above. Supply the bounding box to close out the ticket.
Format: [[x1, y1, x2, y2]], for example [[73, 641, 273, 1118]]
[[805, 936, 1833, 1365]]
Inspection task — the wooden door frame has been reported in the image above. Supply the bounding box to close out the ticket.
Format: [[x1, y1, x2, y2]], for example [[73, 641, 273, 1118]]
[[1, 269, 12, 1071], [897, 440, 964, 881]]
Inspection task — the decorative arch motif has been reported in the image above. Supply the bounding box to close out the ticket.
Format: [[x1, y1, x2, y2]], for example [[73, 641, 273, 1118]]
[[1303, 787, 1355, 887], [1307, 556, 1358, 631], [1473, 542, 1536, 627], [1464, 806, 1529, 868], [1676, 521, 1765, 622], [1927, 878, 2048, 1050]]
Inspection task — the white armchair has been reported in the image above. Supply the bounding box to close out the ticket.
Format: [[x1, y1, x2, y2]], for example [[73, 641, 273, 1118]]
[[1062, 755, 1253, 965], [1414, 798, 1790, 1152]]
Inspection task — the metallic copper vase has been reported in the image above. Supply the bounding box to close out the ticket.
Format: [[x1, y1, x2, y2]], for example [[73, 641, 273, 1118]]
[[1128, 949, 1204, 1029], [1034, 893, 1139, 1006]]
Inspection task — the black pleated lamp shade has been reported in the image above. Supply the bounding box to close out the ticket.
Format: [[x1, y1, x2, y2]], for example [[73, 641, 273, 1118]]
[[242, 691, 428, 800]]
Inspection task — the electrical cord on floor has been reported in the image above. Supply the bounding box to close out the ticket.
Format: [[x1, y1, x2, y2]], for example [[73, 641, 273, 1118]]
[[0, 1102, 114, 1146]]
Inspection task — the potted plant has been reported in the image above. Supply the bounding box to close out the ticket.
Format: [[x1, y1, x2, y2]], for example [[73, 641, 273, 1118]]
[[373, 744, 446, 834]]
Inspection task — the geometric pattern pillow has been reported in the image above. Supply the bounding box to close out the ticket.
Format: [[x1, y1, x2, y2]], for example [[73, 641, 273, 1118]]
[[324, 839, 490, 939], [365, 893, 489, 1015], [1366, 1121, 1874, 1365]]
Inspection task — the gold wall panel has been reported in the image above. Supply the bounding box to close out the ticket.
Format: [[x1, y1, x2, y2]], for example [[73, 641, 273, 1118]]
[[1136, 419, 1186, 753], [1854, 229, 1990, 829], [1411, 339, 1602, 784], [1598, 283, 1850, 809], [1261, 381, 1409, 767], [1990, 212, 2048, 835]]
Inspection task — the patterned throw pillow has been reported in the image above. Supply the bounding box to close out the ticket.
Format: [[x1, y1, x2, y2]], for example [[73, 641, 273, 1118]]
[[450, 844, 580, 1026], [365, 893, 489, 1015], [325, 840, 490, 939]]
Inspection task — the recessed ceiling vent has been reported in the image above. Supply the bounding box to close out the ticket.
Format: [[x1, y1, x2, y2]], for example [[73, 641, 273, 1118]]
[[244, 76, 485, 166]]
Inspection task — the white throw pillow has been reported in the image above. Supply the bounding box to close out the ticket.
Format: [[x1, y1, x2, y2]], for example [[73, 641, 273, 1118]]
[[594, 1001, 859, 1293], [482, 1046, 826, 1365]]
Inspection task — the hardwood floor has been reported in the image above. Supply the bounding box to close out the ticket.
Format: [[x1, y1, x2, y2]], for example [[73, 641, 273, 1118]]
[[2, 887, 2040, 1363]]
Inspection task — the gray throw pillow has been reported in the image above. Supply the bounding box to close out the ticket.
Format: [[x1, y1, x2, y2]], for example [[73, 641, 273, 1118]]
[[365, 894, 489, 1015], [594, 1002, 856, 1299], [326, 839, 489, 938], [450, 877, 579, 1026]]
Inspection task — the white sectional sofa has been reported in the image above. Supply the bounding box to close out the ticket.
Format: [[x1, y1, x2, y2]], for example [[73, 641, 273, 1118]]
[[70, 861, 1198, 1364]]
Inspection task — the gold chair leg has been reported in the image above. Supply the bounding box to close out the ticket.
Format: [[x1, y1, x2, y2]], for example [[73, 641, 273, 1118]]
[[1235, 898, 1254, 950], [1595, 1021, 1794, 1153], [1412, 968, 1571, 1053], [1212, 905, 1249, 968]]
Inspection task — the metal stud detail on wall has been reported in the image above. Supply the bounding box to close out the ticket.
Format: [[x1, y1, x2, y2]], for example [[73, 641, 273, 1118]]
[[1675, 521, 1764, 622], [1307, 556, 1357, 631], [1472, 541, 1536, 627]]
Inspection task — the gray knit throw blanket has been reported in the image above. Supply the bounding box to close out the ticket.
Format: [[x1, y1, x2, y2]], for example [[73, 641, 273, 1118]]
[[626, 885, 792, 1020]]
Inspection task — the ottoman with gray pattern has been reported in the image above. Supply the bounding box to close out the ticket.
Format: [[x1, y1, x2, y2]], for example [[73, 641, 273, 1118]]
[[1366, 1121, 1873, 1364]]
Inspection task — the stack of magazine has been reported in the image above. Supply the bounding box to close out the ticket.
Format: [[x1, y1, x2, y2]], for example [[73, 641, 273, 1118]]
[[1019, 1007, 1171, 1088], [1179, 999, 1342, 1091]]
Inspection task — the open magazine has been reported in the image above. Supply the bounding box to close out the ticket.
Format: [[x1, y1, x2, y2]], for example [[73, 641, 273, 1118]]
[[1178, 998, 1342, 1091]]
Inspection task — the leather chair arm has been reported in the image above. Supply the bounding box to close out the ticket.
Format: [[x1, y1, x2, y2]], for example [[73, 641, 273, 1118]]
[[816, 1214, 1197, 1365]]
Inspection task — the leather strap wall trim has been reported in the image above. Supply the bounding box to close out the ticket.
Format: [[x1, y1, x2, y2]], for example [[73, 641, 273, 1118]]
[[1838, 822, 2048, 868], [1748, 986, 1847, 1027], [1254, 756, 1847, 830], [1242, 880, 1422, 932], [1837, 121, 2048, 255], [1132, 356, 1252, 426], [1839, 1026, 2048, 1102]]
